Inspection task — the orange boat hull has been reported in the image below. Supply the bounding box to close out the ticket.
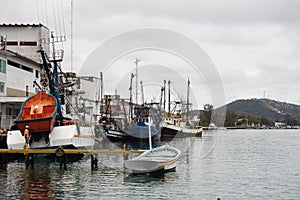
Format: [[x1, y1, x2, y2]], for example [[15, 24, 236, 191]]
[[15, 92, 58, 133]]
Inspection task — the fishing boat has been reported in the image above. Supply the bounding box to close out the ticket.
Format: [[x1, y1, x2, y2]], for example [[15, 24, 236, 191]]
[[126, 105, 160, 140], [14, 91, 57, 133], [7, 46, 94, 158], [115, 73, 160, 141], [160, 79, 202, 139], [100, 115, 128, 141], [97, 94, 129, 141], [161, 117, 202, 138], [125, 145, 181, 173]]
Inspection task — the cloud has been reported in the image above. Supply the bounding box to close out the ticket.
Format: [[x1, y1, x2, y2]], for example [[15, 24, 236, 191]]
[[1, 0, 300, 106]]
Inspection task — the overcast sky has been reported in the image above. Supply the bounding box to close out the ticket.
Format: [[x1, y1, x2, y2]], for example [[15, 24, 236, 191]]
[[1, 0, 300, 108]]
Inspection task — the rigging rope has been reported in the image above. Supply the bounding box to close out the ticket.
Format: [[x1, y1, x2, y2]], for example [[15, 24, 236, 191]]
[[43, 0, 49, 27], [51, 0, 58, 35], [60, 0, 66, 37], [56, 0, 62, 36], [35, 0, 40, 23]]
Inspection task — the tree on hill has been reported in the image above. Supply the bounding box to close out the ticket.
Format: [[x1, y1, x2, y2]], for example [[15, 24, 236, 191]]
[[284, 114, 299, 126], [199, 104, 213, 126], [224, 110, 237, 127]]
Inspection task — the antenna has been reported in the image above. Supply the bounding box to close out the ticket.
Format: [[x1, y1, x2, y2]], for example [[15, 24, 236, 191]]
[[70, 0, 73, 72]]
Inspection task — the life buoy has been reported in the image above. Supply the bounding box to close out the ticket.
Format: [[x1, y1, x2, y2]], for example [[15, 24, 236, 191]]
[[55, 147, 65, 157]]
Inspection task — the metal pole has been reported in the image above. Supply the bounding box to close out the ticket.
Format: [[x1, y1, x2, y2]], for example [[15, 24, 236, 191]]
[[168, 80, 171, 116], [70, 0, 73, 72], [134, 58, 141, 104]]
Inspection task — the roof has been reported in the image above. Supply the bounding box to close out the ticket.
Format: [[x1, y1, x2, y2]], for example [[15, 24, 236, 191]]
[[0, 23, 49, 30]]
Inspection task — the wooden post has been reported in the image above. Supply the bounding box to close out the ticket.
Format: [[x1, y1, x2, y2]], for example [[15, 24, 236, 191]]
[[91, 145, 98, 170]]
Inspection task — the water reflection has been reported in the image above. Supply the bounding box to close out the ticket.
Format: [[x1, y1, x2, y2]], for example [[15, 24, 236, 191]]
[[124, 172, 165, 183], [1, 130, 299, 199], [19, 166, 55, 199]]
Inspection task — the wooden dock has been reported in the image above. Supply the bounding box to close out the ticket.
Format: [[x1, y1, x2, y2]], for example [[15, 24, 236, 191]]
[[0, 144, 145, 170], [0, 148, 144, 155]]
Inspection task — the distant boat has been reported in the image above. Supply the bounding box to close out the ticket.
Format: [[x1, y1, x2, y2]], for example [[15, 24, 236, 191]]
[[126, 105, 160, 140], [125, 145, 181, 174], [14, 92, 57, 133], [160, 79, 202, 139], [203, 123, 218, 130], [100, 115, 128, 142]]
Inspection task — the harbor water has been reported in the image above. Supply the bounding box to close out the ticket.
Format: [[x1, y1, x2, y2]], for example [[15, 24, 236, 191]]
[[0, 129, 300, 199]]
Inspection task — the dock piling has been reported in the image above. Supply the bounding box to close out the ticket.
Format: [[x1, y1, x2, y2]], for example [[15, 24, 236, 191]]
[[91, 155, 98, 170]]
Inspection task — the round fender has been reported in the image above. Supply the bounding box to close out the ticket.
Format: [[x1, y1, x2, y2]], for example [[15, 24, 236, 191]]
[[55, 147, 65, 157]]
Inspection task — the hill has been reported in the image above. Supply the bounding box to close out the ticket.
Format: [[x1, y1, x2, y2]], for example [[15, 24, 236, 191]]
[[224, 98, 300, 122]]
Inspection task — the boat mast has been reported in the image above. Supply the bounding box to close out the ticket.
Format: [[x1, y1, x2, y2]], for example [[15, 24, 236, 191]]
[[51, 33, 63, 121], [186, 78, 190, 125], [140, 80, 144, 105], [129, 73, 135, 120], [70, 0, 73, 72], [148, 114, 152, 150], [134, 58, 141, 104], [100, 72, 103, 101], [40, 34, 63, 122], [163, 80, 166, 116], [168, 80, 171, 117]]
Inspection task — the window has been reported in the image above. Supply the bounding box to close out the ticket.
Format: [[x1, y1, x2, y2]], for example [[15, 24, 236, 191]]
[[26, 85, 29, 97], [8, 60, 20, 68], [35, 70, 39, 78], [0, 59, 6, 73], [7, 60, 33, 73], [6, 41, 18, 46], [19, 41, 37, 46], [21, 65, 33, 73], [6, 107, 12, 115], [0, 82, 4, 93]]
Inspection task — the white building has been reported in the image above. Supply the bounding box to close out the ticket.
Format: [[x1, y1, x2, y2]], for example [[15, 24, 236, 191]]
[[0, 23, 50, 63], [0, 49, 42, 128], [75, 76, 101, 118], [0, 24, 50, 129]]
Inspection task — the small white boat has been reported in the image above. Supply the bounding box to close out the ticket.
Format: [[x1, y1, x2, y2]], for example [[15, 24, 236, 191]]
[[125, 145, 181, 174]]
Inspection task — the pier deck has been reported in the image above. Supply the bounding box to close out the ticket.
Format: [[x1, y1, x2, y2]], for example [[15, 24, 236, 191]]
[[0, 148, 144, 155]]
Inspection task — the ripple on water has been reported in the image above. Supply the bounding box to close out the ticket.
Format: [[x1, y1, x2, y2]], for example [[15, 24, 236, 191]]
[[0, 129, 300, 199]]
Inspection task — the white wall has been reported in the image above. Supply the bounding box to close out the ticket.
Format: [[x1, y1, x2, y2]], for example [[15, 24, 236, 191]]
[[6, 59, 40, 95], [0, 24, 50, 63]]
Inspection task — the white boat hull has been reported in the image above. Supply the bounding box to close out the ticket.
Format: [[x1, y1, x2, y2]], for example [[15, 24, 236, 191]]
[[161, 122, 202, 138], [7, 124, 94, 150], [125, 145, 181, 174]]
